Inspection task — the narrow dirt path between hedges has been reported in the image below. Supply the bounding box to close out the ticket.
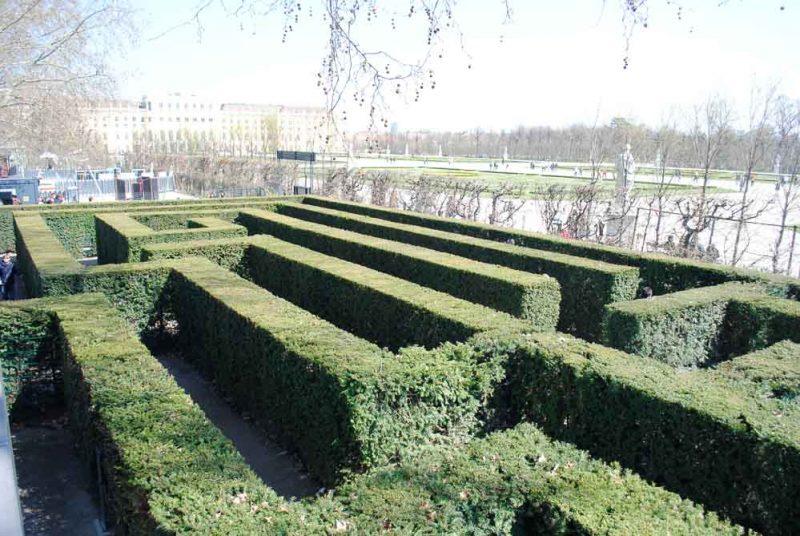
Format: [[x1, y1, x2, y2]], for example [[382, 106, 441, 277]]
[[157, 354, 320, 500]]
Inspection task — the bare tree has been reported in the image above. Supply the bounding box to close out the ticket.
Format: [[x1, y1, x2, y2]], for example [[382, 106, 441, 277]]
[[684, 96, 734, 247], [771, 97, 800, 273], [534, 185, 569, 233], [369, 169, 399, 206], [0, 1, 133, 163], [640, 117, 680, 250], [731, 83, 778, 264], [565, 181, 603, 240], [487, 183, 525, 226]]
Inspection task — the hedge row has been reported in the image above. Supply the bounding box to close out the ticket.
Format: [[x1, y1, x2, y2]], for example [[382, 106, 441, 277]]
[[602, 282, 769, 367], [0, 306, 53, 414], [13, 213, 83, 297], [132, 209, 241, 231], [96, 212, 247, 263], [168, 257, 487, 484], [302, 196, 799, 295], [238, 208, 561, 329], [275, 202, 639, 340], [478, 331, 800, 534], [16, 197, 282, 257], [43, 292, 294, 534], [725, 295, 800, 355], [707, 340, 800, 403], [246, 235, 530, 351], [142, 236, 254, 278], [337, 422, 742, 535], [7, 293, 740, 534]]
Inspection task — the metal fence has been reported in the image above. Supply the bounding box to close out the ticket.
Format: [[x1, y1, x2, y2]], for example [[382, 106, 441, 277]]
[[23, 170, 176, 202], [627, 206, 800, 276]]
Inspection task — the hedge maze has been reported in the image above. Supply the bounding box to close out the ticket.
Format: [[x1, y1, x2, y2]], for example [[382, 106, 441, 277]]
[[1, 196, 799, 535]]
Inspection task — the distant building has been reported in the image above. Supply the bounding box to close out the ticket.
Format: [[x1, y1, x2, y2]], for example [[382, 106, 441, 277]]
[[83, 93, 334, 157]]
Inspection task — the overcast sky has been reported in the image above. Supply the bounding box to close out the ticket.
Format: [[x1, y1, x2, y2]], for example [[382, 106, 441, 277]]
[[121, 0, 799, 131]]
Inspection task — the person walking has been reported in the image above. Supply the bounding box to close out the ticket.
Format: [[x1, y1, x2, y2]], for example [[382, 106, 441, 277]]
[[0, 250, 19, 300]]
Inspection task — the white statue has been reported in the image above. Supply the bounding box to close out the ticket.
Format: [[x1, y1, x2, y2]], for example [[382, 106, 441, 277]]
[[615, 143, 636, 206]]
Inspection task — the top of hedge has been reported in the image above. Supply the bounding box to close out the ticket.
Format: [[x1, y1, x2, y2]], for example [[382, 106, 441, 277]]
[[302, 196, 799, 290], [278, 202, 637, 275]]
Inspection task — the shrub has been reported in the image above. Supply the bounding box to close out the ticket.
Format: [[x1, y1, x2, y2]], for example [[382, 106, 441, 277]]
[[302, 196, 798, 295], [275, 202, 638, 341], [132, 209, 242, 230], [96, 213, 247, 263], [238, 208, 561, 330], [168, 257, 487, 484], [13, 213, 83, 297], [141, 236, 254, 278], [48, 293, 290, 534], [602, 282, 768, 366], [724, 295, 800, 355], [246, 235, 528, 351], [0, 306, 54, 414], [477, 331, 800, 534], [1, 197, 281, 257], [337, 423, 743, 535], [11, 293, 740, 534], [707, 340, 800, 403]]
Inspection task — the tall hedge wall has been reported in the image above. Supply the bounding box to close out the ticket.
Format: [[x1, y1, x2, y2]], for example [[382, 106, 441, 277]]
[[275, 202, 638, 341], [168, 258, 487, 484], [24, 292, 740, 534], [477, 331, 800, 534], [13, 213, 83, 297], [48, 293, 293, 534], [302, 196, 799, 295], [141, 236, 254, 278], [132, 209, 242, 231], [239, 208, 561, 329], [0, 306, 54, 415], [246, 235, 529, 351], [1, 196, 286, 257], [337, 422, 742, 535], [602, 282, 770, 366], [724, 295, 800, 356], [95, 213, 247, 263]]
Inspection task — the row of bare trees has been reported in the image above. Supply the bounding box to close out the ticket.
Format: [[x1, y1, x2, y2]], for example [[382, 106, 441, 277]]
[[318, 169, 526, 227], [350, 94, 800, 175]]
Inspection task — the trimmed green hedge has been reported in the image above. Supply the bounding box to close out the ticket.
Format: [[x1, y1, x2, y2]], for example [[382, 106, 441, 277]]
[[303, 196, 799, 295], [246, 235, 529, 351], [47, 293, 293, 534], [725, 295, 800, 356], [337, 422, 742, 535], [11, 293, 740, 533], [708, 340, 800, 403], [275, 202, 638, 340], [239, 208, 561, 329], [14, 213, 83, 297], [3, 196, 286, 257], [142, 236, 254, 278], [478, 331, 800, 534], [602, 282, 769, 366], [169, 257, 487, 484], [132, 209, 242, 231], [96, 213, 247, 263], [0, 306, 54, 414]]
